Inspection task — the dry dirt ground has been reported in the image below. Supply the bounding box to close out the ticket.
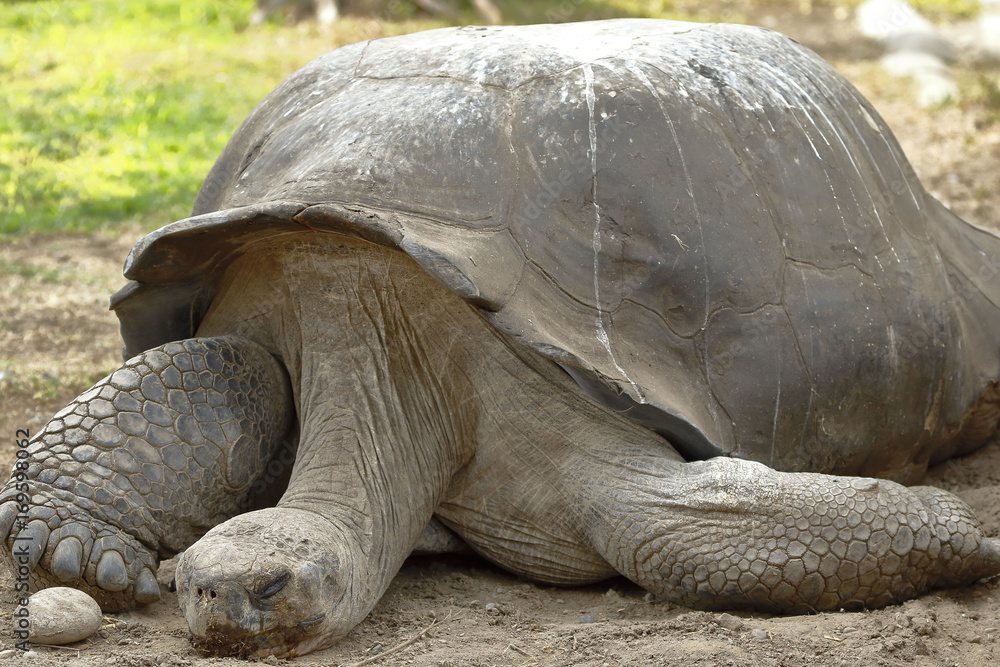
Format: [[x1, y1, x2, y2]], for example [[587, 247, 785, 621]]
[[2, 6, 1000, 667]]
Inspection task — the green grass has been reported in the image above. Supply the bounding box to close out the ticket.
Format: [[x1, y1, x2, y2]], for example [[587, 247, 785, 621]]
[[0, 0, 450, 234], [0, 258, 63, 283], [965, 73, 1000, 127], [0, 0, 979, 235], [0, 0, 658, 235], [909, 0, 980, 20], [0, 361, 117, 401], [3, 1, 246, 233]]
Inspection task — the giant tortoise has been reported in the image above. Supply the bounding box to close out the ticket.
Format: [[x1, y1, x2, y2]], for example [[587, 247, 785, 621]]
[[3, 19, 1000, 658]]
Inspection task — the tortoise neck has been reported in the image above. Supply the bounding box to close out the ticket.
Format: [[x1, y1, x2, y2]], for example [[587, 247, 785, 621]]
[[198, 233, 482, 599]]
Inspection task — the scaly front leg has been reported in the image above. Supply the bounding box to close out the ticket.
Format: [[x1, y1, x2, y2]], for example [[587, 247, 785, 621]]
[[0, 337, 292, 610]]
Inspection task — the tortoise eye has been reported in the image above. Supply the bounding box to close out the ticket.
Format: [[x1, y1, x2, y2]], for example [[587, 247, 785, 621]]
[[257, 570, 291, 599]]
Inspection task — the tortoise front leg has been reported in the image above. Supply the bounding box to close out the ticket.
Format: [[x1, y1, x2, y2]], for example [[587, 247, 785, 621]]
[[171, 389, 470, 659], [0, 336, 292, 610], [581, 456, 1000, 612]]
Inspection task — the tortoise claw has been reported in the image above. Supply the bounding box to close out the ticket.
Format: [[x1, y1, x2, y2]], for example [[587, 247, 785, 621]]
[[51, 537, 84, 582], [20, 520, 51, 571], [0, 492, 158, 608], [96, 550, 129, 592], [973, 537, 1000, 580], [134, 568, 161, 604], [0, 502, 16, 540]]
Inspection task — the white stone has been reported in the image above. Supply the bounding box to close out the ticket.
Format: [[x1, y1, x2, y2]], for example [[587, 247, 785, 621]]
[[880, 51, 948, 78], [913, 72, 959, 108], [857, 0, 935, 41], [28, 587, 103, 645], [979, 11, 1000, 60]]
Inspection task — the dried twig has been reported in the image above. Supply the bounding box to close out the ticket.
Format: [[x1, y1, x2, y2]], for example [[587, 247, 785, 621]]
[[31, 644, 83, 653], [506, 643, 535, 660], [348, 612, 456, 667]]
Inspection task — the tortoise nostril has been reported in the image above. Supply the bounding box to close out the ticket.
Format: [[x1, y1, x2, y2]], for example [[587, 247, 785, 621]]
[[195, 586, 219, 600]]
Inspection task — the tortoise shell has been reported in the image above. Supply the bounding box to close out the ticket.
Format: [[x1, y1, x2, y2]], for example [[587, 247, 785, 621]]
[[110, 20, 1000, 480]]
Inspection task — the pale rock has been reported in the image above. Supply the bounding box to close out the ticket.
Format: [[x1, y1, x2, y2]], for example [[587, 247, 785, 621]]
[[28, 586, 103, 645]]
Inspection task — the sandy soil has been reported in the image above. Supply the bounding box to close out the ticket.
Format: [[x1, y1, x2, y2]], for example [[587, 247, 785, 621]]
[[2, 6, 1000, 666]]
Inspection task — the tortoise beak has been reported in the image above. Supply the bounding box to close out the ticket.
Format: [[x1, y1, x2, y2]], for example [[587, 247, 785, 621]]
[[181, 568, 318, 657], [183, 577, 262, 644], [175, 510, 354, 657]]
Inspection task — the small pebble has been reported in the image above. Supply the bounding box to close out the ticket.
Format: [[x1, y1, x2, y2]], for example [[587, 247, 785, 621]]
[[985, 627, 998, 634], [0, 650, 15, 660], [715, 613, 745, 632], [843, 626, 858, 634], [580, 614, 596, 624], [28, 587, 103, 645], [751, 629, 769, 641], [370, 644, 384, 656], [485, 602, 498, 614], [23, 651, 40, 660]]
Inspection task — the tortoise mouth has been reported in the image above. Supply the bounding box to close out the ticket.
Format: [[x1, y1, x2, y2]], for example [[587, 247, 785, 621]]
[[189, 613, 327, 659], [180, 567, 331, 658], [176, 509, 355, 657]]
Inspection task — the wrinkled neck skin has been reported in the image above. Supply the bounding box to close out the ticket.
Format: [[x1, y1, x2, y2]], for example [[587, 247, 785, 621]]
[[193, 233, 480, 654]]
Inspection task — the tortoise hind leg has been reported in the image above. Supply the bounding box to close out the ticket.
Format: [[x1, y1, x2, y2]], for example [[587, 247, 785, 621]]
[[0, 336, 292, 610], [576, 455, 1000, 612], [435, 338, 1000, 611]]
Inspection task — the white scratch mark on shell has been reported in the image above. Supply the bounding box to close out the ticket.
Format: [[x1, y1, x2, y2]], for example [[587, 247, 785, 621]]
[[821, 85, 922, 216], [770, 343, 782, 467], [888, 324, 899, 377], [796, 272, 815, 453], [758, 60, 902, 265], [759, 76, 853, 246], [584, 64, 644, 403]]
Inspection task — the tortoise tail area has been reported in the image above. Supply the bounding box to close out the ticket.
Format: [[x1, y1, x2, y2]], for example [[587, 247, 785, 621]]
[[928, 197, 1000, 463]]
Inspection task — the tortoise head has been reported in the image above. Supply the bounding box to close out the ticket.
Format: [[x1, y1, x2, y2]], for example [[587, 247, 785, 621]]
[[175, 509, 359, 658]]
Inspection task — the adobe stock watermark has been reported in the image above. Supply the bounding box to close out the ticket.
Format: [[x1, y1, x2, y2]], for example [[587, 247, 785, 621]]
[[544, 1, 743, 24], [947, 249, 1000, 306], [518, 113, 628, 228], [542, 0, 589, 22], [703, 308, 785, 372], [344, 0, 501, 35], [10, 429, 32, 652], [343, 1, 412, 42], [714, 122, 921, 205], [714, 136, 782, 197], [857, 0, 926, 41]]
